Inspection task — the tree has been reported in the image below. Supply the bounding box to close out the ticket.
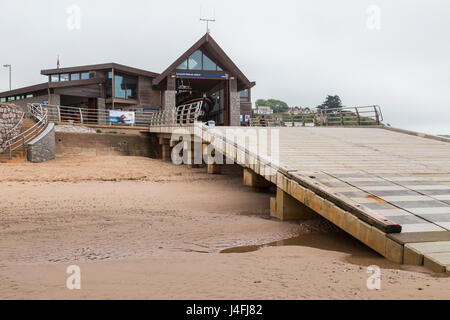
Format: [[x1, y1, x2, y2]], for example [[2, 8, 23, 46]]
[[317, 95, 343, 111], [267, 99, 289, 113], [255, 99, 267, 107]]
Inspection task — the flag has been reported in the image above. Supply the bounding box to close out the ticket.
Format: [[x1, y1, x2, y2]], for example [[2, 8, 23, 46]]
[[57, 55, 60, 69]]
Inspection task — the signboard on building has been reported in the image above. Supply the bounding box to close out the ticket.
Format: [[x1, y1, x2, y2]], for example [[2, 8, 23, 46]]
[[108, 110, 135, 125], [175, 71, 229, 80]]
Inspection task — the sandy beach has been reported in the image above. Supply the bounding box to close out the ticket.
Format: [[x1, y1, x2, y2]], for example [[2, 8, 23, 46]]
[[0, 156, 449, 299]]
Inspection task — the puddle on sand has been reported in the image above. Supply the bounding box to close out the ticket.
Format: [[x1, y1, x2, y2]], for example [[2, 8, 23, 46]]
[[221, 231, 434, 274]]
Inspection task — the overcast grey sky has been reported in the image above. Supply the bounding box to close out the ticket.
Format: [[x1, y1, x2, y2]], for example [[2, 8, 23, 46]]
[[0, 0, 449, 134]]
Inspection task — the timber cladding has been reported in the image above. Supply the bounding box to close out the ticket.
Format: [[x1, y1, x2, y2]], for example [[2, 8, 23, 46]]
[[54, 84, 102, 98], [138, 76, 161, 109]]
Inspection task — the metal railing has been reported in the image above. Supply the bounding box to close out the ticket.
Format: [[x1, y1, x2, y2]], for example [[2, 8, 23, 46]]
[[45, 104, 158, 127], [2, 103, 48, 159], [250, 105, 383, 127], [318, 105, 383, 126], [42, 101, 202, 128], [148, 101, 202, 126], [250, 112, 316, 127]]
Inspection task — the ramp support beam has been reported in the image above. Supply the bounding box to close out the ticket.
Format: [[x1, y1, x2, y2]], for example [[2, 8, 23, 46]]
[[243, 168, 272, 189], [271, 187, 318, 221]]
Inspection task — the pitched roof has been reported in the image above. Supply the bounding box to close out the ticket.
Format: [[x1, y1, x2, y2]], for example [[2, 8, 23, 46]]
[[153, 33, 255, 90], [41, 63, 159, 78]]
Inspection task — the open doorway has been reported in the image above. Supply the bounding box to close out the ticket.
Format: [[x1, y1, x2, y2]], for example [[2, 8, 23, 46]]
[[175, 78, 229, 125]]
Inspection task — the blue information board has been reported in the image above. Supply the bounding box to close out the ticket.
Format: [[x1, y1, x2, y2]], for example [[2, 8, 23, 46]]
[[175, 72, 229, 79]]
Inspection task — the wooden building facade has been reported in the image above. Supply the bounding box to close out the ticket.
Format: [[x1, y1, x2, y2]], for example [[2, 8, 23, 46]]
[[0, 33, 255, 126]]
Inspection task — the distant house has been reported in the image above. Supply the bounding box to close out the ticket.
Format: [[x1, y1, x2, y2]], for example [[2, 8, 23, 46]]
[[290, 106, 311, 115], [254, 105, 273, 115]]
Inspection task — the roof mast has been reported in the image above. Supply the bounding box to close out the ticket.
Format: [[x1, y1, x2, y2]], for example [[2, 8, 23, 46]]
[[200, 8, 215, 34]]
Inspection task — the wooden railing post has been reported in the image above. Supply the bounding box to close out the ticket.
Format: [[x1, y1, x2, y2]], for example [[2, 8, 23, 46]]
[[374, 106, 380, 125], [57, 105, 61, 122], [355, 108, 361, 126], [340, 110, 344, 126]]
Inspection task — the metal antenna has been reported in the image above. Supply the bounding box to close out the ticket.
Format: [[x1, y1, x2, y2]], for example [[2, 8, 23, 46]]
[[200, 7, 215, 34]]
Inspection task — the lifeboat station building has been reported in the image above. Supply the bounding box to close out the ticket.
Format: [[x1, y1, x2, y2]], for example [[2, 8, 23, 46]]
[[0, 33, 255, 126]]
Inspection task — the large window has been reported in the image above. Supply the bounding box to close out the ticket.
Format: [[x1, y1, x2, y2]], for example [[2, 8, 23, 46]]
[[50, 74, 59, 82], [240, 89, 250, 102], [60, 74, 69, 82], [107, 72, 137, 99], [70, 73, 80, 81], [176, 50, 223, 71]]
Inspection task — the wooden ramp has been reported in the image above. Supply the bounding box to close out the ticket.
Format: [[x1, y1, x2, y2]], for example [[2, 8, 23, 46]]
[[150, 124, 450, 274]]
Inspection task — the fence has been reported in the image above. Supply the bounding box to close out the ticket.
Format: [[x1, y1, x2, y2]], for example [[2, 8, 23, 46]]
[[43, 101, 202, 128], [148, 101, 202, 126], [250, 105, 383, 127], [45, 104, 154, 127]]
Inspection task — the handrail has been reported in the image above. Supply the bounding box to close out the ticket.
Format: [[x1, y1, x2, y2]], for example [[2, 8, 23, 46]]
[[250, 105, 383, 127], [2, 103, 49, 158], [45, 104, 164, 127], [148, 101, 203, 127]]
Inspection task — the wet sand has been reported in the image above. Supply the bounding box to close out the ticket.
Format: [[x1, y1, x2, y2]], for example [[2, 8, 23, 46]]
[[0, 156, 449, 299]]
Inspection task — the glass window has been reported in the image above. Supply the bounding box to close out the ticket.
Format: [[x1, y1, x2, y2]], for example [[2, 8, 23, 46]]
[[0, 97, 5, 102], [16, 96, 21, 100], [26, 94, 33, 99], [188, 50, 202, 70], [125, 75, 137, 99], [8, 97, 15, 101], [81, 72, 89, 80], [71, 73, 80, 81], [114, 75, 126, 99], [51, 74, 59, 82], [240, 89, 249, 102], [203, 54, 217, 71], [60, 74, 69, 81], [217, 65, 223, 71], [177, 60, 188, 70], [113, 73, 137, 99], [106, 72, 112, 98]]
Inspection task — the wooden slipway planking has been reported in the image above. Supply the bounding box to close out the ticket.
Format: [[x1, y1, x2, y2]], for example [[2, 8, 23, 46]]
[[150, 124, 450, 273]]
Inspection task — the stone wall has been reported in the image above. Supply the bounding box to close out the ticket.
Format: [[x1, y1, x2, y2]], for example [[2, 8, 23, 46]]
[[0, 104, 23, 154], [55, 131, 155, 158], [162, 90, 176, 111], [27, 123, 55, 163], [229, 78, 241, 126]]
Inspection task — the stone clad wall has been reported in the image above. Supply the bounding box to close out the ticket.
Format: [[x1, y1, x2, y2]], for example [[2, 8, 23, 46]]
[[27, 123, 56, 163], [229, 78, 241, 126], [0, 104, 23, 154]]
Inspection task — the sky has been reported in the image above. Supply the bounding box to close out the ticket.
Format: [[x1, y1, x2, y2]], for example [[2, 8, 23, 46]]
[[0, 0, 449, 134]]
